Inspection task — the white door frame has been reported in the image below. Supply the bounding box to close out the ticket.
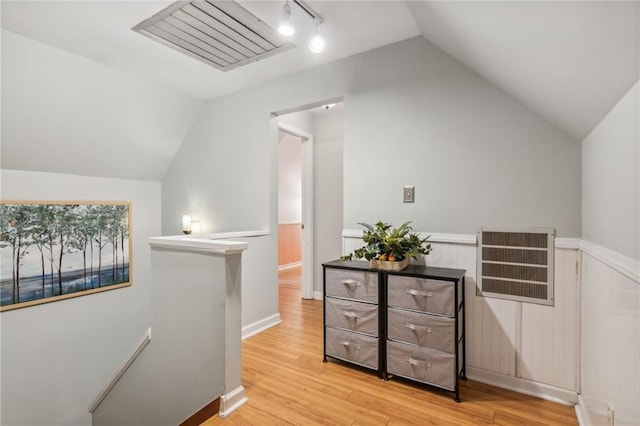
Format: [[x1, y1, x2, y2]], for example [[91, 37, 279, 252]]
[[278, 123, 314, 299]]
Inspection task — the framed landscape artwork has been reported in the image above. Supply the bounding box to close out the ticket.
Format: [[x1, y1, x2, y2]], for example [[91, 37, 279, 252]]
[[0, 201, 132, 312]]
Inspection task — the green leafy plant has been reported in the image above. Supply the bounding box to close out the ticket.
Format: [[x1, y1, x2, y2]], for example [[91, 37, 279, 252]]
[[341, 221, 432, 262]]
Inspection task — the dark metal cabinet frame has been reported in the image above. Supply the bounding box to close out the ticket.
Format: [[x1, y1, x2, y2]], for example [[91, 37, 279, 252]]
[[322, 259, 467, 402]]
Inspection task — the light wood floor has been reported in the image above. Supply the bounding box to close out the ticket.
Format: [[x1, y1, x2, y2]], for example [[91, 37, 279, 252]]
[[202, 266, 577, 425]]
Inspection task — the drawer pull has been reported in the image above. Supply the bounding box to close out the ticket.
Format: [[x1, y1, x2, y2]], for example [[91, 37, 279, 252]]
[[342, 311, 361, 319], [406, 288, 433, 297], [341, 279, 361, 287], [342, 341, 361, 350], [407, 358, 432, 368], [405, 323, 432, 333]]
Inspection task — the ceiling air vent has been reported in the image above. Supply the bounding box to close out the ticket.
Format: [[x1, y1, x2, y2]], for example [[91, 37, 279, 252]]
[[477, 227, 555, 306], [133, 1, 294, 72]]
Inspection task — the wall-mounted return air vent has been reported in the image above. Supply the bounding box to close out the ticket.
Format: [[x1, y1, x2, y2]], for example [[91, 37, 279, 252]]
[[133, 1, 294, 72], [477, 227, 555, 306]]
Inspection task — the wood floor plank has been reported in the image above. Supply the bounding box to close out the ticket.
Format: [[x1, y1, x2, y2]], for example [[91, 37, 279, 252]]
[[201, 268, 578, 425]]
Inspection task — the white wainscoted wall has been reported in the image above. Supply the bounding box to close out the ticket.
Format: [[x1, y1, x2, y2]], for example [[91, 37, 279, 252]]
[[579, 243, 639, 426], [342, 231, 581, 404]]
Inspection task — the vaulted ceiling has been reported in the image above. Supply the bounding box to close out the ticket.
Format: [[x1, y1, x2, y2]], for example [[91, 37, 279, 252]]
[[2, 1, 639, 140]]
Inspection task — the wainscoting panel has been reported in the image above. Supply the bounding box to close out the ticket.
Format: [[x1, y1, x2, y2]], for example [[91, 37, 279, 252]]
[[278, 223, 301, 267], [519, 248, 579, 391], [579, 249, 639, 425], [342, 230, 580, 402]]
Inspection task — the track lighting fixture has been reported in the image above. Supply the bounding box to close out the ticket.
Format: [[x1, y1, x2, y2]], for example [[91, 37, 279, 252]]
[[277, 0, 325, 53], [309, 24, 325, 53], [278, 0, 294, 36]]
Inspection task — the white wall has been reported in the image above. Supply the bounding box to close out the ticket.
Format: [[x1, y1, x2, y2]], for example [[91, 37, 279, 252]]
[[582, 81, 639, 261], [312, 106, 344, 296], [1, 30, 203, 181], [0, 169, 160, 425], [161, 36, 581, 333], [342, 43, 580, 237], [579, 81, 640, 425], [93, 248, 231, 426], [278, 132, 302, 224]]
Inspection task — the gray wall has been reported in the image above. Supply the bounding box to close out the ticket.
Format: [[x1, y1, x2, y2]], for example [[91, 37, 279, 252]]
[[342, 41, 580, 235], [161, 36, 581, 327], [582, 80, 639, 260], [0, 169, 160, 425], [93, 249, 228, 426], [312, 107, 344, 295], [1, 30, 202, 181]]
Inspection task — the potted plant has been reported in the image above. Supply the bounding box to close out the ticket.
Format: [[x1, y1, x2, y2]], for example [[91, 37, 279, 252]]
[[341, 221, 432, 270]]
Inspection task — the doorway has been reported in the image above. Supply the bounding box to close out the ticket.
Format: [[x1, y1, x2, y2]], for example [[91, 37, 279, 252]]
[[275, 101, 344, 304], [277, 123, 314, 299]]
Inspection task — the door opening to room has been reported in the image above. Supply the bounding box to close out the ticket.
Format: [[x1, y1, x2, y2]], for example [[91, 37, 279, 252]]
[[277, 130, 302, 287], [275, 100, 343, 303]]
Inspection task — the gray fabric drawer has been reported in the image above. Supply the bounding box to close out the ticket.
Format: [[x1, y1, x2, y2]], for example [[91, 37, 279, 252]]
[[387, 307, 454, 353], [325, 268, 378, 303], [386, 340, 455, 391], [387, 275, 456, 316], [325, 297, 378, 336], [325, 327, 378, 370]]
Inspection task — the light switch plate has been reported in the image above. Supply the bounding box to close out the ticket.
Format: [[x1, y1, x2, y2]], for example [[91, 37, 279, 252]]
[[403, 186, 415, 203]]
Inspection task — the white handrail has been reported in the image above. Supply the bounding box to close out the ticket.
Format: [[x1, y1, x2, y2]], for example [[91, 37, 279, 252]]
[[89, 328, 152, 413]]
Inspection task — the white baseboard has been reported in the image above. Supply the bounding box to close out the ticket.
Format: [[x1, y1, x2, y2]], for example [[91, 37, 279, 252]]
[[242, 313, 282, 340], [219, 385, 248, 418], [314, 290, 323, 300], [466, 366, 578, 405], [278, 262, 301, 271], [575, 395, 589, 426]]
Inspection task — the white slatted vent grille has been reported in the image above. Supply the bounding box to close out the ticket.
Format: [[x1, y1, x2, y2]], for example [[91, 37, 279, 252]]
[[477, 227, 554, 306], [133, 1, 293, 72]]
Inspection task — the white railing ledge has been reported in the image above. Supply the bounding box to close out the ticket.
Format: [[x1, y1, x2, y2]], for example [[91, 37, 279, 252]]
[[149, 236, 248, 253]]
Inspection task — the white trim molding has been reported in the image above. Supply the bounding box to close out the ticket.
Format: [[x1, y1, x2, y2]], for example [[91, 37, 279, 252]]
[[186, 229, 270, 240], [555, 238, 582, 250], [581, 239, 640, 284], [89, 328, 152, 413], [344, 229, 579, 248], [219, 385, 248, 418], [242, 313, 282, 340], [466, 366, 578, 405], [575, 395, 590, 426], [342, 229, 477, 245], [148, 236, 248, 254]]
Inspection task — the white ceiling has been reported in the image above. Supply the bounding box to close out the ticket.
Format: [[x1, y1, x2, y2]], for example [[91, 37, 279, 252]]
[[2, 1, 639, 140], [407, 1, 640, 140], [0, 1, 421, 99]]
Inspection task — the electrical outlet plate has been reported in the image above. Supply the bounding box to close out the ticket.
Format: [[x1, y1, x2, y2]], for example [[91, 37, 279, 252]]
[[403, 186, 415, 203]]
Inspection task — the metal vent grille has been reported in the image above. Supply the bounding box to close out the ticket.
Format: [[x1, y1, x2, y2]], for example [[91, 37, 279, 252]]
[[133, 1, 294, 72], [477, 227, 554, 306]]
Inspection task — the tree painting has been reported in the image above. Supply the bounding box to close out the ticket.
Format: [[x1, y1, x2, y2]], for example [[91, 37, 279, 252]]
[[0, 202, 131, 311]]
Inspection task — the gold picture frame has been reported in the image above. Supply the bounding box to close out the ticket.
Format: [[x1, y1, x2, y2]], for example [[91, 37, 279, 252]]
[[0, 201, 132, 312]]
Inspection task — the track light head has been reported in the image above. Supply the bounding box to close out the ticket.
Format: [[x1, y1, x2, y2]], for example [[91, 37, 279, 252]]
[[309, 34, 325, 53], [278, 1, 294, 36]]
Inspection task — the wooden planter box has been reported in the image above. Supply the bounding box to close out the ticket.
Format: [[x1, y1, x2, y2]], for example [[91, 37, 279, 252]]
[[370, 258, 409, 271]]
